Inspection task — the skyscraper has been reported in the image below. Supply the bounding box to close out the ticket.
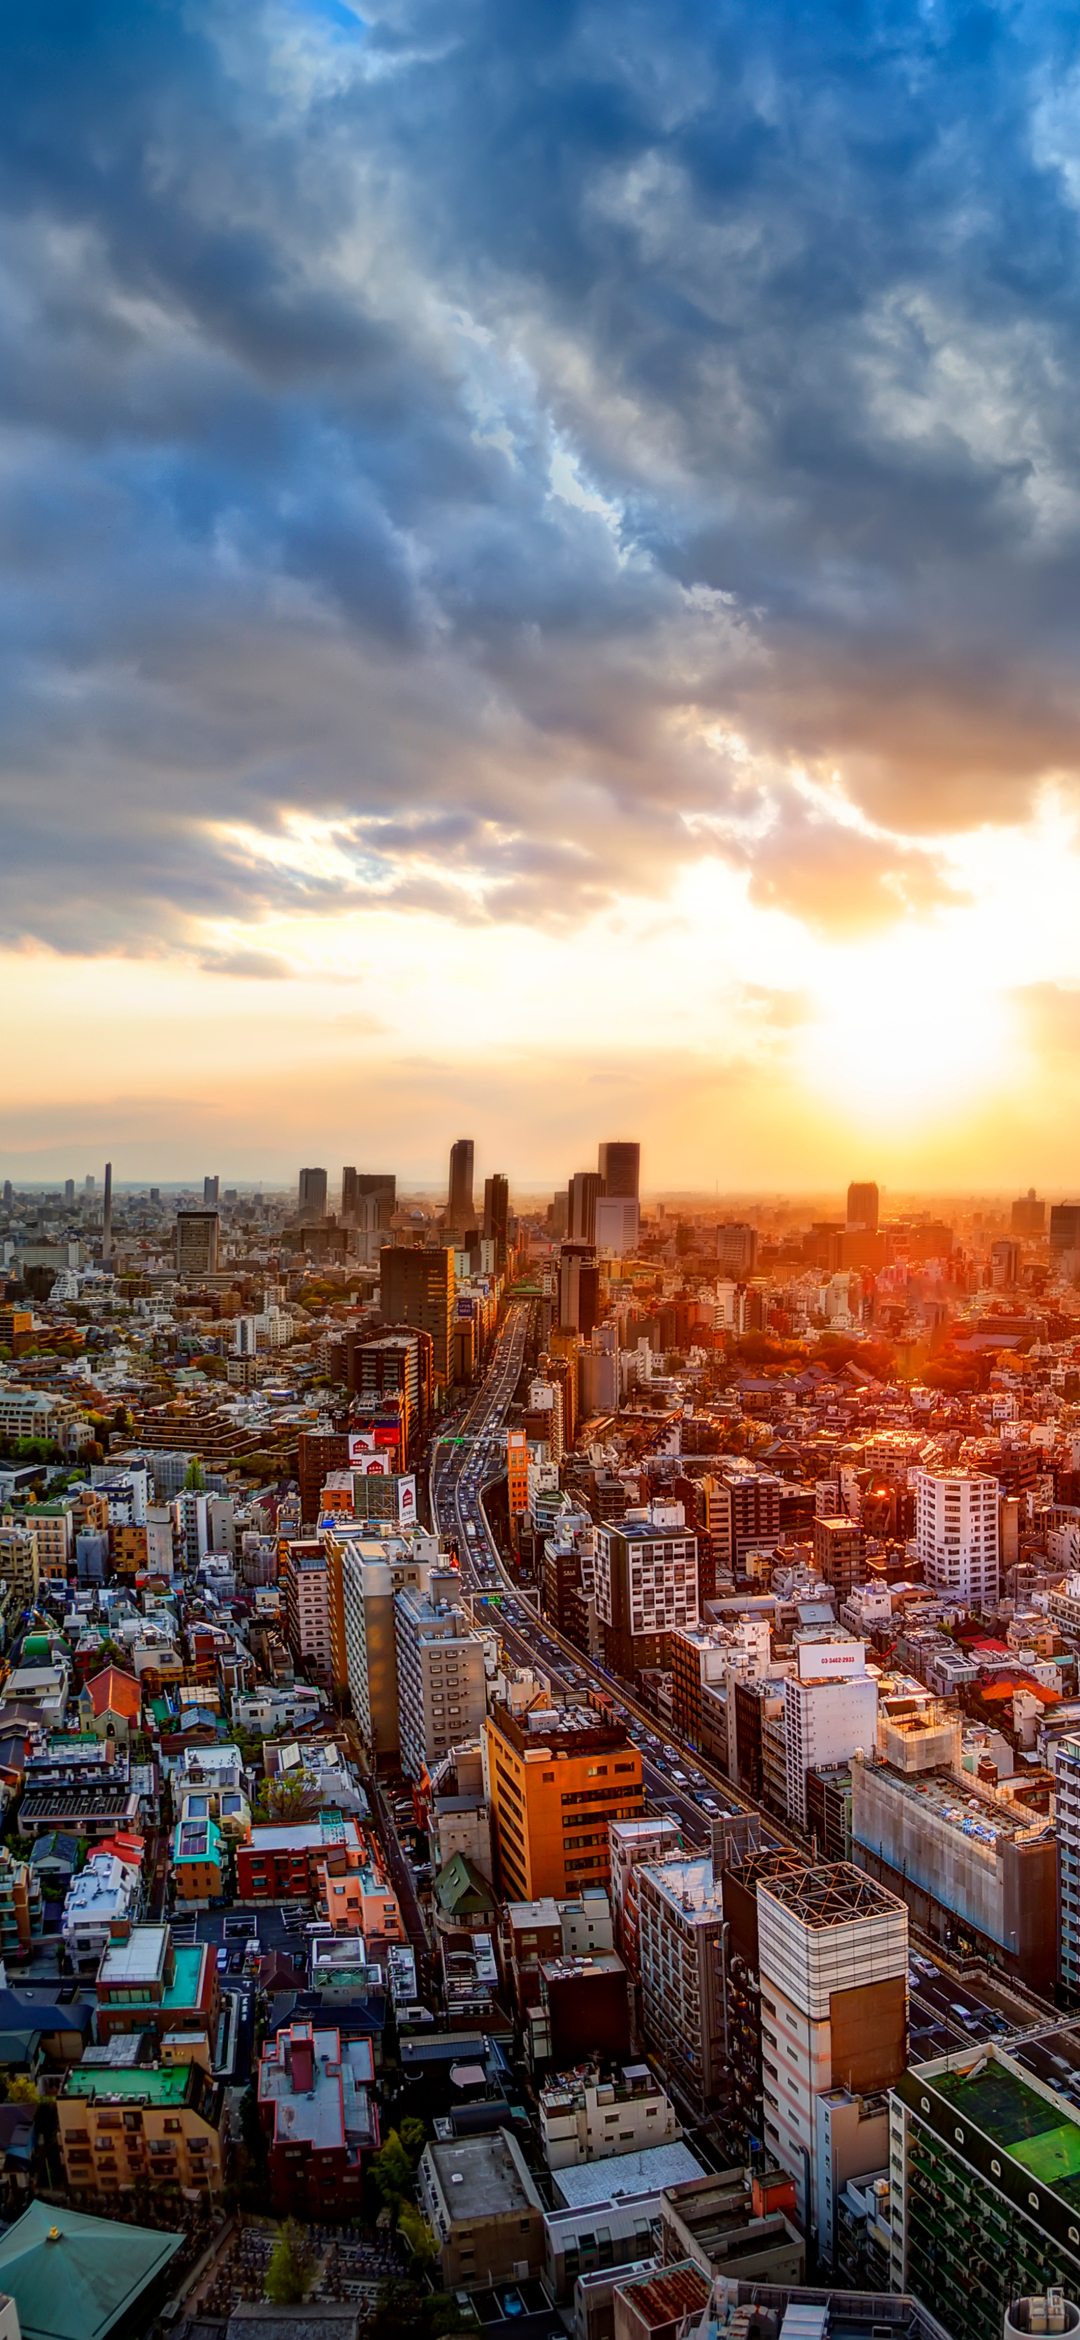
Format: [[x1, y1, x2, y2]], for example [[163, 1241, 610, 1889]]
[[101, 1161, 113, 1263], [203, 1174, 219, 1206], [846, 1180, 879, 1232], [598, 1141, 640, 1200], [64, 1179, 75, 1207], [447, 1139, 474, 1229], [298, 1167, 328, 1220], [483, 1173, 509, 1269], [915, 1469, 999, 1606], [559, 1243, 599, 1336], [176, 1210, 219, 1278], [568, 1170, 602, 1243], [380, 1245, 455, 1389]]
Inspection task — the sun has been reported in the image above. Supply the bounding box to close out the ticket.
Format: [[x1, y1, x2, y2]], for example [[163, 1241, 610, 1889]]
[[796, 931, 1016, 1128]]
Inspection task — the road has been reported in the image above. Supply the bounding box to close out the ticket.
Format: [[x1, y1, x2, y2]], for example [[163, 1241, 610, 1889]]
[[430, 1301, 796, 1855]]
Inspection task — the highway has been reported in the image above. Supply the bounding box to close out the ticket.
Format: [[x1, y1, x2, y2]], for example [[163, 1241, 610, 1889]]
[[430, 1300, 797, 1855]]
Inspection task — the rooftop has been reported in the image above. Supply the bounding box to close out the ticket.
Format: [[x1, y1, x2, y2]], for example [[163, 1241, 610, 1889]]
[[757, 1861, 906, 1930], [96, 1926, 168, 1989], [932, 2054, 1080, 2209], [63, 2061, 196, 2105], [0, 2198, 181, 2340], [427, 2130, 542, 2220], [552, 2141, 705, 2210], [611, 2260, 709, 2329], [856, 1756, 1054, 1849], [639, 1855, 723, 1921]]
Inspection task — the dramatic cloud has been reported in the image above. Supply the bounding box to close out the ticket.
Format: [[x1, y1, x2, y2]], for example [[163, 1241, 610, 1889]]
[[4, 0, 1080, 974]]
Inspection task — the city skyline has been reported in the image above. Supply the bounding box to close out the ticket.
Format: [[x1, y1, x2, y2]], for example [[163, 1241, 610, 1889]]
[[5, 6, 1080, 1180]]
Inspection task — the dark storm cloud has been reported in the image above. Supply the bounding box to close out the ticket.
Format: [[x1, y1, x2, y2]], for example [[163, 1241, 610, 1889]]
[[2, 0, 1080, 953]]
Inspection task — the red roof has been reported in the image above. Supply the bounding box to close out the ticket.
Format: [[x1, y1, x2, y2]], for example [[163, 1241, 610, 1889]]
[[85, 1666, 141, 1721]]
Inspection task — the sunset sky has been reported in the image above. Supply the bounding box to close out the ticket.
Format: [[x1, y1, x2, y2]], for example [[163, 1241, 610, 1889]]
[[6, 0, 1080, 1187]]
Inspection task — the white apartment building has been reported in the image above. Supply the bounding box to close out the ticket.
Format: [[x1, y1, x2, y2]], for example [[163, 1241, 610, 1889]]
[[62, 1851, 140, 1965], [539, 2064, 680, 2168], [1056, 1734, 1080, 2000], [757, 1863, 908, 2259], [783, 1647, 879, 1830], [282, 1542, 333, 1683], [915, 1469, 1000, 1606], [593, 1507, 700, 1670], [607, 1815, 682, 1979], [394, 1577, 486, 1780], [0, 1389, 62, 1441]]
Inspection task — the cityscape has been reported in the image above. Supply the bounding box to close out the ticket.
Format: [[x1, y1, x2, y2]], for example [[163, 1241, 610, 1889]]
[[10, 1, 1080, 2339], [0, 1151, 1073, 2340]]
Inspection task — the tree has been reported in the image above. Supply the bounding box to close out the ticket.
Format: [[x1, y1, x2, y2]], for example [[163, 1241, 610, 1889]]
[[5, 2076, 39, 2107], [264, 2219, 314, 2305], [257, 1773, 324, 1824], [397, 2204, 437, 2271], [398, 2115, 427, 2163], [184, 1459, 206, 1492], [370, 2128, 414, 2210]]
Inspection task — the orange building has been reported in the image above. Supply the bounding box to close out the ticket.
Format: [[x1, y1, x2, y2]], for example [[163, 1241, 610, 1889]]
[[485, 1701, 644, 1902], [506, 1429, 529, 1521]]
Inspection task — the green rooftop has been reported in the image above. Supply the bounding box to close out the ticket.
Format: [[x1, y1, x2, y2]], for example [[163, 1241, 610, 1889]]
[[0, 2198, 181, 2340], [937, 2061, 1080, 2208], [64, 2062, 193, 2104]]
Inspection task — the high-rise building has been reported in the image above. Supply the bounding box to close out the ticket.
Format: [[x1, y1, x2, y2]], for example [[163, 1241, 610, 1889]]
[[813, 1514, 862, 1597], [915, 1469, 999, 1605], [783, 1647, 878, 1828], [203, 1175, 219, 1206], [448, 1139, 475, 1229], [298, 1167, 328, 1220], [101, 1160, 113, 1263], [598, 1142, 640, 1200], [348, 1327, 432, 1456], [846, 1181, 879, 1233], [394, 1577, 486, 1778], [483, 1173, 510, 1270], [593, 1506, 700, 1677], [558, 1243, 599, 1336], [637, 1853, 727, 2108], [758, 1862, 907, 2253], [568, 1171, 602, 1243], [281, 1538, 334, 1688], [708, 1470, 782, 1576], [335, 1528, 438, 1760], [380, 1247, 455, 1390], [64, 1179, 75, 1207], [594, 1197, 639, 1254], [716, 1222, 758, 1274], [343, 1169, 396, 1224], [1055, 1734, 1080, 2000], [175, 1210, 219, 1279], [1051, 1204, 1080, 1260], [892, 2040, 1080, 2340], [484, 1699, 643, 1900], [1011, 1187, 1046, 1236]]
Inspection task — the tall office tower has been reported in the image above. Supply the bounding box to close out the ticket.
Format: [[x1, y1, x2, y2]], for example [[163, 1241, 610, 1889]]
[[1051, 1203, 1080, 1260], [483, 1173, 510, 1269], [297, 1167, 328, 1220], [716, 1221, 758, 1274], [447, 1139, 474, 1229], [559, 1243, 599, 1336], [394, 1577, 486, 1778], [348, 1326, 432, 1455], [1011, 1187, 1046, 1236], [593, 1507, 701, 1677], [203, 1175, 219, 1206], [594, 1196, 639, 1254], [846, 1181, 879, 1233], [380, 1245, 455, 1389], [175, 1209, 219, 1279], [915, 1468, 1000, 1605], [568, 1171, 602, 1243], [598, 1141, 640, 1200], [85, 1175, 95, 1193], [341, 1166, 358, 1220], [757, 1863, 908, 2255], [64, 1179, 75, 1207], [484, 1699, 643, 1900], [101, 1161, 113, 1263]]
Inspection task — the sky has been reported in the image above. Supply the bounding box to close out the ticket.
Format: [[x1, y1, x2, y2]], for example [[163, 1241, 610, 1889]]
[[7, 0, 1080, 1189]]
